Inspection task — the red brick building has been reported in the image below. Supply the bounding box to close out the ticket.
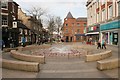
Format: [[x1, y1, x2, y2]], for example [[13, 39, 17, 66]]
[[62, 12, 87, 42]]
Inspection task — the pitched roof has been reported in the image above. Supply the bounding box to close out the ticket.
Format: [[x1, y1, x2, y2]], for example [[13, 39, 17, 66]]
[[66, 12, 74, 19], [76, 17, 87, 21], [17, 22, 30, 29]]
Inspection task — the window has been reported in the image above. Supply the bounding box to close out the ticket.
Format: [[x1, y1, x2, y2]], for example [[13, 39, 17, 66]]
[[66, 29, 68, 33], [101, 0, 105, 5], [19, 37, 22, 43], [1, 0, 8, 9], [84, 28, 86, 33], [96, 0, 99, 8], [77, 23, 80, 26], [84, 23, 87, 27], [34, 27, 36, 30], [72, 23, 74, 26], [76, 36, 80, 41], [65, 24, 68, 26], [97, 12, 99, 22], [26, 37, 28, 42], [12, 3, 15, 13], [118, 2, 120, 16], [19, 29, 23, 34], [77, 29, 80, 33], [108, 5, 113, 19], [2, 15, 8, 25], [102, 9, 106, 21], [29, 30, 31, 35], [25, 30, 27, 35]]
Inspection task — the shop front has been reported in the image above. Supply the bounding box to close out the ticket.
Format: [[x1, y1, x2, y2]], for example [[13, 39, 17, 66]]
[[75, 34, 86, 42], [86, 24, 100, 44], [100, 20, 120, 45]]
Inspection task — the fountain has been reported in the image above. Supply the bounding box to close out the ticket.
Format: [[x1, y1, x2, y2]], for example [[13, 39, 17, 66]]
[[30, 44, 82, 58], [49, 45, 71, 54]]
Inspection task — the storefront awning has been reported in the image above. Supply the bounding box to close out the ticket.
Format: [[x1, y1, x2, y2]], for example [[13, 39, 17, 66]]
[[75, 34, 85, 36], [85, 32, 99, 35]]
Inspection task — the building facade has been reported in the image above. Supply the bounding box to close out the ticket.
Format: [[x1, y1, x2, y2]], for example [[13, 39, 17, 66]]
[[1, 0, 19, 48], [62, 12, 87, 42], [86, 0, 120, 45], [18, 8, 37, 45]]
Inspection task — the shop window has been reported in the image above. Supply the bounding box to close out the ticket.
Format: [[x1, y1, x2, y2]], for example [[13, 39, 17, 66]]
[[76, 36, 80, 41]]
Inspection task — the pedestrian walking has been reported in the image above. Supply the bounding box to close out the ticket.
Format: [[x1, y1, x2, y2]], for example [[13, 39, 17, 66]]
[[22, 37, 26, 47], [97, 40, 101, 49], [101, 39, 106, 49]]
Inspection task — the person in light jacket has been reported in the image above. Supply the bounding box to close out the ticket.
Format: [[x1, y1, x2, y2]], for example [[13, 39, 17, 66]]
[[101, 39, 106, 49]]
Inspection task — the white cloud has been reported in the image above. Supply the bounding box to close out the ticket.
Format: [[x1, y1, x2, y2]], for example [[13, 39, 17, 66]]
[[14, 0, 87, 23], [14, 0, 87, 2]]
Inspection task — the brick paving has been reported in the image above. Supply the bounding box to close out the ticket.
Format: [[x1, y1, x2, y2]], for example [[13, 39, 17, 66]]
[[2, 42, 119, 78]]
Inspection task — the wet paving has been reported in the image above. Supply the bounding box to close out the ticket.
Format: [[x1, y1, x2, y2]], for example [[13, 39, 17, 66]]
[[2, 42, 119, 78]]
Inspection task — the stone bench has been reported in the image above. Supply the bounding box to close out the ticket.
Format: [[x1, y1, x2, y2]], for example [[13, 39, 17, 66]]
[[85, 50, 112, 62], [10, 50, 45, 64], [3, 48, 18, 52], [97, 58, 120, 70], [2, 59, 39, 72]]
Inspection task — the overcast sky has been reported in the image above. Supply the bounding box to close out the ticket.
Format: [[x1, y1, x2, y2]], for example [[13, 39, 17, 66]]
[[14, 0, 87, 21]]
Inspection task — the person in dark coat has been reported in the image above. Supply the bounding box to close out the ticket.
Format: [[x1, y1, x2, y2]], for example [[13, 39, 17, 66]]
[[97, 40, 101, 49]]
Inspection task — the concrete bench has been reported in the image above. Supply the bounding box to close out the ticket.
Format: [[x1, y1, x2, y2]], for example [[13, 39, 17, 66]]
[[3, 48, 18, 52], [85, 50, 112, 62], [2, 59, 40, 72], [10, 50, 45, 64], [97, 58, 120, 70]]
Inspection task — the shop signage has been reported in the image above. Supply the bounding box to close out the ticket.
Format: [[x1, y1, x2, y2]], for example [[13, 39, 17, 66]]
[[100, 20, 120, 31], [13, 21, 17, 28], [87, 24, 100, 32]]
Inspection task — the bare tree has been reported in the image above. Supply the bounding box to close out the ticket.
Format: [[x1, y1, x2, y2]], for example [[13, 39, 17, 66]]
[[27, 6, 46, 36], [27, 6, 46, 19], [55, 16, 62, 34], [55, 16, 62, 41], [46, 15, 56, 43]]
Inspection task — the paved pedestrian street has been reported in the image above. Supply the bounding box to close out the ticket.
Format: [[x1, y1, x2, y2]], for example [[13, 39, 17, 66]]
[[2, 42, 119, 78]]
